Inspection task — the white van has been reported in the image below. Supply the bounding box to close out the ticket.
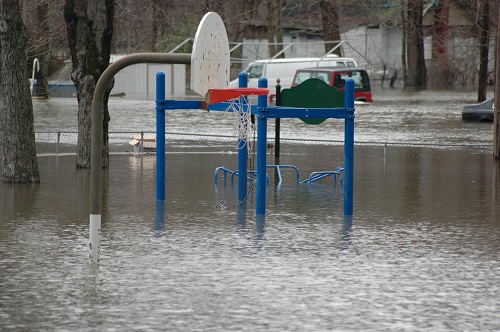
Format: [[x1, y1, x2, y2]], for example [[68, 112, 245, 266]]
[[229, 55, 358, 96]]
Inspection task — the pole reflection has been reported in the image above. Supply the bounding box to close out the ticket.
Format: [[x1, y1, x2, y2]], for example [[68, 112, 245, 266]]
[[154, 200, 165, 236], [494, 162, 500, 224], [340, 216, 353, 251]]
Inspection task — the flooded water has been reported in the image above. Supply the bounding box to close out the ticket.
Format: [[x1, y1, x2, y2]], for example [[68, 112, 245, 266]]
[[1, 89, 500, 331], [32, 88, 493, 146]]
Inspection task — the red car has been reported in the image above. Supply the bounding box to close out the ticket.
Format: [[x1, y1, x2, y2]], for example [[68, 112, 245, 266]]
[[292, 67, 372, 103]]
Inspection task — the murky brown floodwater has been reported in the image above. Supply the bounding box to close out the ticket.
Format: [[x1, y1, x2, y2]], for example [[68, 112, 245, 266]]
[[1, 89, 499, 331]]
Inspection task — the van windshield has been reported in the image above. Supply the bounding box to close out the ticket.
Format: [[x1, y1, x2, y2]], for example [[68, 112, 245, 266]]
[[247, 65, 264, 79]]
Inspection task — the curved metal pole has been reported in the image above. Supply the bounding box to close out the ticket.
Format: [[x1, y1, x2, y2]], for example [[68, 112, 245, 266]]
[[89, 53, 191, 265]]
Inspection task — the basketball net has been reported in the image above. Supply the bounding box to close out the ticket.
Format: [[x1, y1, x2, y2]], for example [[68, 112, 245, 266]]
[[225, 94, 257, 207], [226, 95, 256, 151]]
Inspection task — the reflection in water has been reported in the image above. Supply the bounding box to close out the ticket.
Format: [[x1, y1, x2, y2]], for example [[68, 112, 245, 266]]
[[154, 200, 166, 235], [494, 162, 500, 224], [341, 216, 353, 251], [237, 200, 247, 229], [255, 214, 266, 242]]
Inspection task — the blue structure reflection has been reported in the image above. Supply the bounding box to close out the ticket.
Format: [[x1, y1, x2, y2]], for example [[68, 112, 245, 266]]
[[154, 200, 166, 236], [340, 216, 353, 251]]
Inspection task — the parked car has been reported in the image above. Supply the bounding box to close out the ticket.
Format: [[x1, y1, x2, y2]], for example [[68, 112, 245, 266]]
[[291, 67, 372, 103], [462, 97, 494, 122], [228, 55, 358, 97]]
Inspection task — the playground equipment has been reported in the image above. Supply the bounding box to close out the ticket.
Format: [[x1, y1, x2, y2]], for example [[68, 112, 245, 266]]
[[190, 14, 353, 218], [88, 12, 355, 266]]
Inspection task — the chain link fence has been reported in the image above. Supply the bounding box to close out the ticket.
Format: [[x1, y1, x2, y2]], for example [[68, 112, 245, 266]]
[[35, 131, 493, 158]]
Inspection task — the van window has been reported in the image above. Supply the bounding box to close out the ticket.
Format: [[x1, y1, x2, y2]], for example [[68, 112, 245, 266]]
[[346, 62, 355, 67], [247, 65, 263, 79]]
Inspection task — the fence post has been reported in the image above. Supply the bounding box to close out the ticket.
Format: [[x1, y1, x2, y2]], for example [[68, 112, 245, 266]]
[[140, 131, 144, 153], [56, 131, 61, 155]]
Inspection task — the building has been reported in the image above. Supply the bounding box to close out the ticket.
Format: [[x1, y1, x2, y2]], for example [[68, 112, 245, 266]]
[[234, 0, 481, 87]]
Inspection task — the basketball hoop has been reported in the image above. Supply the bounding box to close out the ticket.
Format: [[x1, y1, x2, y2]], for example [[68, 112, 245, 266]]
[[205, 87, 269, 105]]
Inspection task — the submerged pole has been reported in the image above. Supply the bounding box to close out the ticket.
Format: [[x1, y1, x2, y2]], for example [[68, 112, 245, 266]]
[[156, 72, 166, 201], [89, 53, 191, 265], [343, 77, 355, 216], [256, 77, 268, 215], [274, 80, 281, 184], [238, 72, 248, 202]]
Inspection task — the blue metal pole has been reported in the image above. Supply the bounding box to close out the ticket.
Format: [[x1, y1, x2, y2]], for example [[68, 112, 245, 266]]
[[156, 72, 166, 201], [238, 72, 248, 202], [256, 77, 268, 215], [344, 78, 355, 216]]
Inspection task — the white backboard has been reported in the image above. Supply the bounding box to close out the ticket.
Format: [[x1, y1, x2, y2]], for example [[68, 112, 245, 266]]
[[191, 12, 230, 97]]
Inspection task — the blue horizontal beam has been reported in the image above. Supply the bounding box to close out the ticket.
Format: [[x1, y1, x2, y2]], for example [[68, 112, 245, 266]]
[[207, 102, 231, 111], [207, 102, 354, 120], [158, 100, 204, 110], [260, 106, 354, 119]]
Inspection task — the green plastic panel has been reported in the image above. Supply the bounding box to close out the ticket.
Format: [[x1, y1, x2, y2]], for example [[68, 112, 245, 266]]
[[281, 78, 345, 124]]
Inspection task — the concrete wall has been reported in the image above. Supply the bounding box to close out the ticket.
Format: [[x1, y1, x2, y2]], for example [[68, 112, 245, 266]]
[[111, 60, 186, 100]]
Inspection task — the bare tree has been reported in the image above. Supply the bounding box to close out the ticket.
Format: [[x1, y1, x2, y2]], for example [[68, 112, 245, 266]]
[[267, 1, 277, 56], [24, 0, 51, 98], [429, 0, 451, 87], [477, 0, 490, 102], [0, 0, 40, 183], [320, 0, 342, 56], [64, 0, 115, 168], [405, 0, 427, 87]]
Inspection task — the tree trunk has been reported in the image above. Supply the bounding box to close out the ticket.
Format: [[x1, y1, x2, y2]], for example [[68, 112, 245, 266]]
[[275, 0, 284, 57], [432, 0, 449, 58], [494, 1, 500, 160], [0, 0, 40, 183], [429, 0, 451, 87], [477, 0, 489, 102], [22, 0, 51, 98], [267, 1, 276, 57], [320, 0, 342, 56], [401, 1, 408, 84], [34, 0, 51, 98], [405, 0, 427, 87], [64, 0, 114, 168]]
